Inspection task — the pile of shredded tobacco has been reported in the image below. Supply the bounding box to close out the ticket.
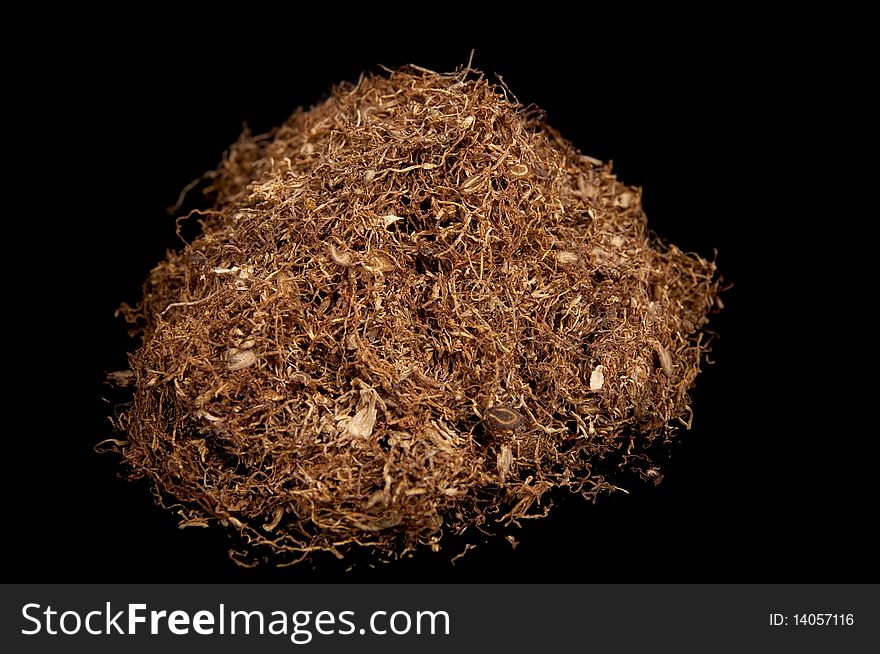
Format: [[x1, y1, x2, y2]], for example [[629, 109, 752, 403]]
[[110, 65, 721, 566]]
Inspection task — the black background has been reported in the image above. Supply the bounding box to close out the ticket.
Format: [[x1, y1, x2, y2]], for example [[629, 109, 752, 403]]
[[10, 23, 871, 583]]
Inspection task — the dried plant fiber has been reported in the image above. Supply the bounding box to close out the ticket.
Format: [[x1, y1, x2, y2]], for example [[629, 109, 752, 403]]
[[110, 65, 721, 566]]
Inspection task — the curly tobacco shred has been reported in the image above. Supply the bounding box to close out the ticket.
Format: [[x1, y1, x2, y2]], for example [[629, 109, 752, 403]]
[[111, 64, 721, 566]]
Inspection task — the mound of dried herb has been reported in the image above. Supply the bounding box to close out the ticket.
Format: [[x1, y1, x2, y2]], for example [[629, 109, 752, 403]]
[[110, 65, 721, 566]]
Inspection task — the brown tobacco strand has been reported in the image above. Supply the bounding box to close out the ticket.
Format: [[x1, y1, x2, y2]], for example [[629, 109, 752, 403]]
[[109, 64, 722, 567], [486, 406, 524, 430]]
